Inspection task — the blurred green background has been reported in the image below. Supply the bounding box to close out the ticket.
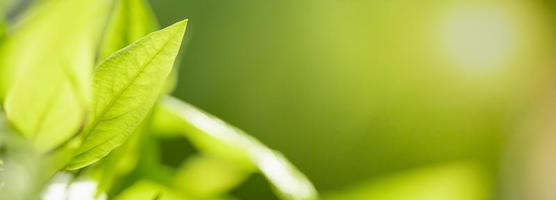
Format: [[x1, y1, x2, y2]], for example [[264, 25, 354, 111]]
[[150, 0, 556, 199]]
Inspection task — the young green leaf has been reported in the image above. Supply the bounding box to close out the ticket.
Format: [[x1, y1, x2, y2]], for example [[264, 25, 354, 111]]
[[1, 0, 111, 152], [92, 116, 151, 195], [67, 20, 188, 170], [88, 0, 160, 186], [154, 97, 318, 200], [172, 155, 250, 198], [99, 0, 159, 61], [98, 0, 179, 95]]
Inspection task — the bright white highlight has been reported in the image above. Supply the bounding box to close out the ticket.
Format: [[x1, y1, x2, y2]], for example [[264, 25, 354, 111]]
[[438, 4, 518, 71], [256, 150, 317, 199], [42, 174, 106, 200]]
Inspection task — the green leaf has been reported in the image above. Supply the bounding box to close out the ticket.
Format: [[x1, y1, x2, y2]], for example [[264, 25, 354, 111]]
[[67, 20, 188, 170], [154, 97, 318, 200], [1, 0, 111, 152], [172, 155, 250, 198], [324, 162, 490, 200], [99, 0, 159, 61], [114, 181, 185, 200], [98, 0, 181, 95], [92, 116, 151, 195], [90, 0, 159, 190]]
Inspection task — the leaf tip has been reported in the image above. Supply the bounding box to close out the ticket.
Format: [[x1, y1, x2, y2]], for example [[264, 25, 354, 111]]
[[168, 19, 188, 35]]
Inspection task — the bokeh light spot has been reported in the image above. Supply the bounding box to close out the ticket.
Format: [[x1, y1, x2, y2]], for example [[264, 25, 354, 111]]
[[438, 4, 518, 72]]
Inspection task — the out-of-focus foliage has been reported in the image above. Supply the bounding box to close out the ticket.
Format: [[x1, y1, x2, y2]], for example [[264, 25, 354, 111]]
[[2, 0, 555, 199], [98, 0, 159, 60], [150, 0, 556, 199], [324, 162, 489, 200], [0, 20, 4, 37], [0, 0, 17, 18], [0, 0, 317, 199], [155, 97, 318, 200], [114, 181, 184, 200], [2, 0, 110, 152], [172, 155, 249, 198]]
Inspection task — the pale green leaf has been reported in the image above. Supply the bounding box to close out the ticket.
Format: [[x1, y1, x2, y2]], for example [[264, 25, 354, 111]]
[[155, 97, 318, 200], [99, 0, 159, 61], [97, 0, 181, 95], [173, 155, 250, 198], [91, 116, 151, 195], [1, 0, 111, 152], [67, 20, 188, 170], [114, 181, 186, 200], [324, 162, 490, 200], [91, 0, 159, 190]]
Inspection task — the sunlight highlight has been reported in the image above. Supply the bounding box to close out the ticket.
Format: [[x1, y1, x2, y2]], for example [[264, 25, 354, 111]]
[[438, 4, 518, 71], [42, 174, 106, 200]]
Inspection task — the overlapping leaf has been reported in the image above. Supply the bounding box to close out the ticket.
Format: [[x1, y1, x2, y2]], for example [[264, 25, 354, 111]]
[[98, 0, 181, 95], [98, 0, 159, 61], [1, 0, 111, 152], [67, 20, 188, 170]]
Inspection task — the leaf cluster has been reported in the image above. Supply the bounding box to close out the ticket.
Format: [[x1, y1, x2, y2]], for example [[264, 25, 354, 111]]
[[0, 0, 317, 199]]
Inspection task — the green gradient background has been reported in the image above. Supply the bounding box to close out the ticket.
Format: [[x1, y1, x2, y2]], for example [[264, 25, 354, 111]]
[[150, 0, 556, 196]]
